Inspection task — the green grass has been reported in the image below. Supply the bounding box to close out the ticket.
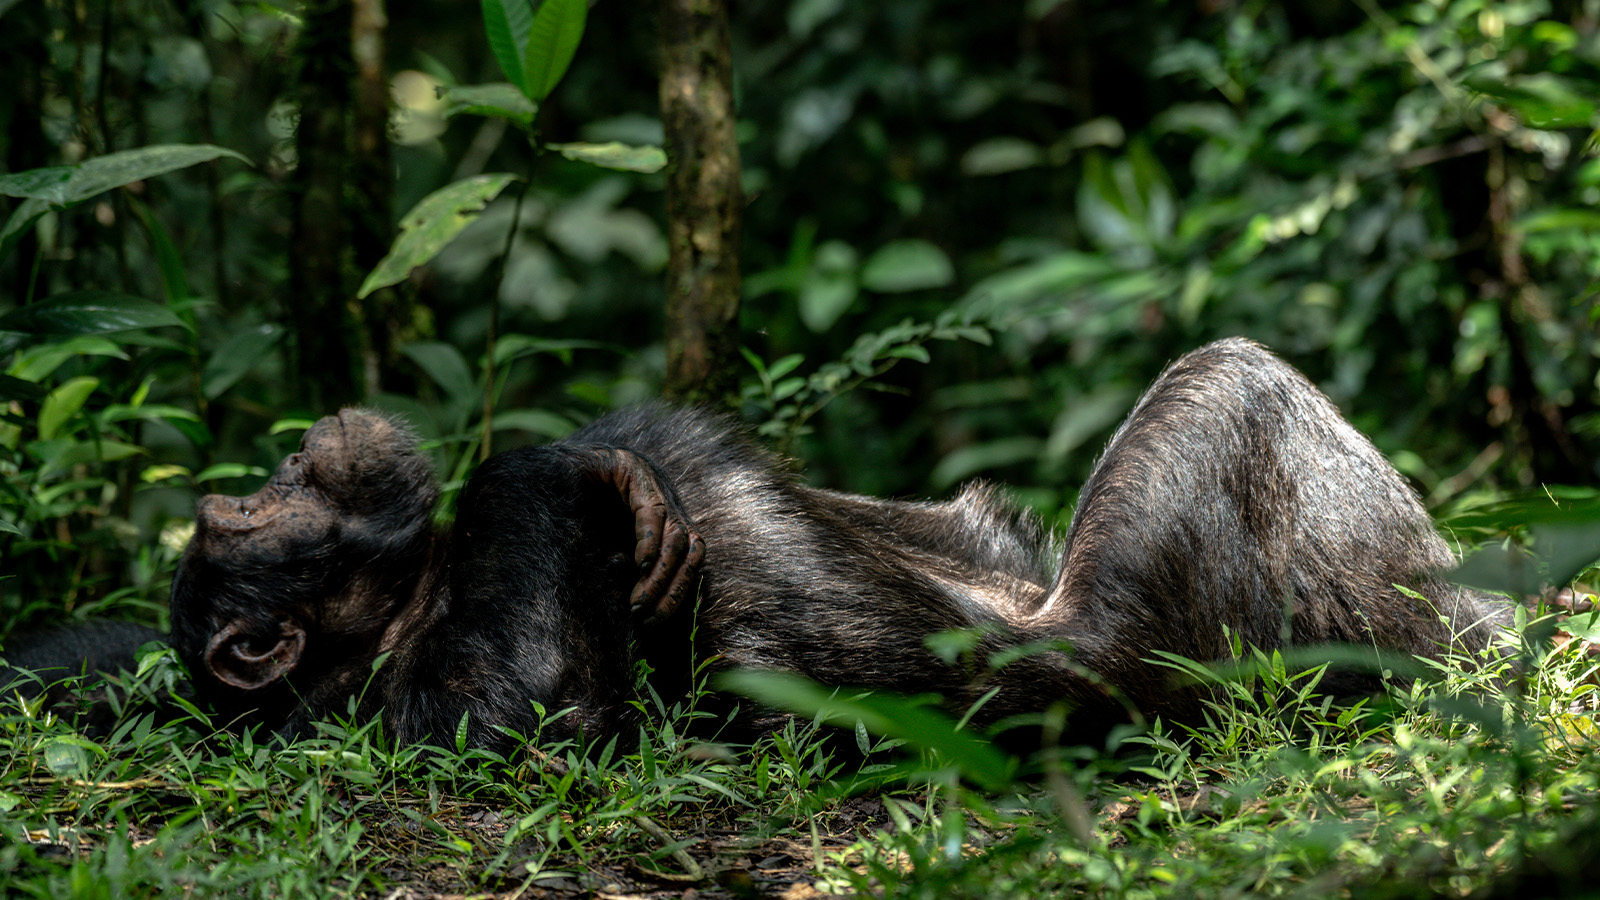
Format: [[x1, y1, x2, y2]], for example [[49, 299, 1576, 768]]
[[2, 622, 1599, 899]]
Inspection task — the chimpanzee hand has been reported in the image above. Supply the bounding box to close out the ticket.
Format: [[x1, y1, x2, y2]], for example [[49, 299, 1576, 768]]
[[584, 448, 705, 621]]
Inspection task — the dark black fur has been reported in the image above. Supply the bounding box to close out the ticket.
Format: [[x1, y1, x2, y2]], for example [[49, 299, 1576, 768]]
[[0, 620, 166, 734], [158, 338, 1508, 749]]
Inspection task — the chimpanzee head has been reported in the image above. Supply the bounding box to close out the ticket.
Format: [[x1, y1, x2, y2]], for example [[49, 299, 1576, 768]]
[[169, 409, 439, 724]]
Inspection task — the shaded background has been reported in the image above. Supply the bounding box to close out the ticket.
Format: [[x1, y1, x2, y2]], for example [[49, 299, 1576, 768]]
[[1, 0, 1597, 630]]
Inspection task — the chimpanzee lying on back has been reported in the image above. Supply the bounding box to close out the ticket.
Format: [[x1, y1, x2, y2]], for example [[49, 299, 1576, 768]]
[[154, 338, 1508, 749]]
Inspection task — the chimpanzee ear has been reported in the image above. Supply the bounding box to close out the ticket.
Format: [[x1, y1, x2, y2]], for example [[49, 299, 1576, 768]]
[[204, 619, 307, 690]]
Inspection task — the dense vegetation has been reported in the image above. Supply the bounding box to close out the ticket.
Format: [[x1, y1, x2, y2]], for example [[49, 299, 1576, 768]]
[[2, 0, 1599, 896]]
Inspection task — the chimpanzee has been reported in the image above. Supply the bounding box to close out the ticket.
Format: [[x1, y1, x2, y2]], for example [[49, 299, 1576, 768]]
[[157, 338, 1508, 750]]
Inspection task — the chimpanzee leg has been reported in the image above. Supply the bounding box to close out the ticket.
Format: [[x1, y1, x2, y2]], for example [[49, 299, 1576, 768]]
[[379, 446, 687, 752], [1033, 338, 1509, 717]]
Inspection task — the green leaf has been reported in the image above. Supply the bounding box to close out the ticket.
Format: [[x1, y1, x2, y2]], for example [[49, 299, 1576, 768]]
[[930, 436, 1044, 490], [0, 291, 187, 338], [41, 736, 102, 776], [127, 196, 194, 308], [1455, 524, 1600, 594], [799, 275, 857, 333], [491, 408, 577, 438], [1465, 73, 1596, 130], [546, 142, 667, 173], [195, 463, 267, 483], [201, 324, 284, 400], [8, 337, 128, 384], [481, 0, 532, 93], [0, 166, 74, 201], [403, 342, 477, 407], [0, 374, 46, 402], [39, 377, 100, 440], [717, 670, 1016, 791], [860, 240, 955, 293], [0, 144, 246, 203], [523, 0, 587, 101], [0, 144, 249, 259], [960, 137, 1043, 176], [269, 418, 316, 436], [1516, 208, 1600, 234], [100, 403, 201, 426], [492, 334, 609, 366], [439, 83, 539, 127], [357, 173, 520, 299]]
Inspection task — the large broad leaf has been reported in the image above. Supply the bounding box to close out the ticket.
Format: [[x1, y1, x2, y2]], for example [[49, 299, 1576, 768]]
[[439, 83, 538, 127], [523, 0, 587, 101], [38, 377, 99, 441], [1450, 493, 1600, 594], [0, 374, 46, 403], [202, 324, 284, 400], [357, 174, 520, 299], [1465, 73, 1596, 130], [860, 239, 955, 293], [490, 408, 576, 438], [402, 342, 477, 408], [0, 144, 249, 258], [0, 291, 187, 337], [546, 142, 666, 173], [717, 670, 1017, 791], [481, 0, 534, 95], [1455, 524, 1600, 595]]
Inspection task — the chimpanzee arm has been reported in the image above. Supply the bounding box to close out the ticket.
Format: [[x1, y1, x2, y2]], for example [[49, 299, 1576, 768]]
[[1, 620, 169, 736], [567, 447, 705, 620], [1, 620, 166, 692], [382, 443, 705, 750]]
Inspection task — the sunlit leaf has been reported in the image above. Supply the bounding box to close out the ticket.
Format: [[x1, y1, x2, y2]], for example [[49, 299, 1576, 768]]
[[195, 463, 267, 482], [357, 173, 520, 299], [439, 83, 538, 127], [960, 137, 1043, 176], [1516, 208, 1600, 234], [39, 377, 99, 440], [546, 142, 666, 173], [860, 240, 955, 293], [799, 276, 857, 333]]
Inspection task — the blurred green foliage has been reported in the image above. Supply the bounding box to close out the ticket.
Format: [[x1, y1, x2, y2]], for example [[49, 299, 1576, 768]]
[[1, 0, 1598, 629]]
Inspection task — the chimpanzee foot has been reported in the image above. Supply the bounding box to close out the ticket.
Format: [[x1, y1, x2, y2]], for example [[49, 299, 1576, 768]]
[[586, 448, 705, 620]]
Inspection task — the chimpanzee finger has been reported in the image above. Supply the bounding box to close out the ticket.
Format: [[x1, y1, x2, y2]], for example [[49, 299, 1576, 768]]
[[630, 495, 669, 573], [648, 530, 704, 621], [627, 493, 691, 605]]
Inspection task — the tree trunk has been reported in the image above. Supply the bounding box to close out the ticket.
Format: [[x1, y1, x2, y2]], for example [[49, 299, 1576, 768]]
[[349, 0, 399, 395], [1, 2, 49, 303], [658, 0, 743, 405], [287, 0, 393, 409]]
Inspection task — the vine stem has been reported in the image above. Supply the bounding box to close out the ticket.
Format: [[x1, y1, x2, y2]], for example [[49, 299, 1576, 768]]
[[482, 179, 530, 462]]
